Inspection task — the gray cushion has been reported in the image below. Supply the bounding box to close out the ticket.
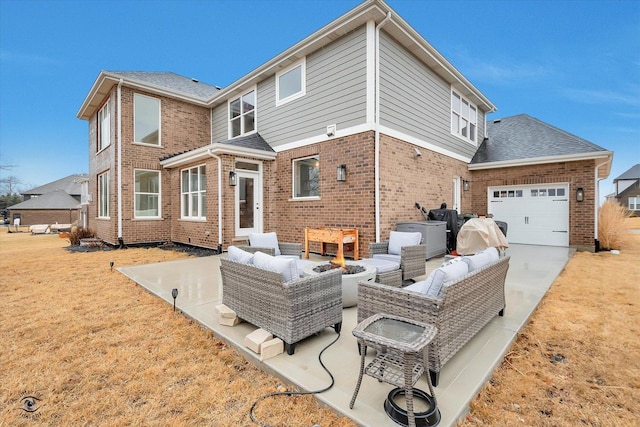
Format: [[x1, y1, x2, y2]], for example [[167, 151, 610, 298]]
[[228, 245, 254, 264], [253, 251, 299, 283], [249, 232, 281, 256], [421, 260, 469, 296], [388, 231, 422, 255]]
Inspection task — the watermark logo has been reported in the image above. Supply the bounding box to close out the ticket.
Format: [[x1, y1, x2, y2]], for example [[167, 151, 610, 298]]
[[17, 391, 45, 420]]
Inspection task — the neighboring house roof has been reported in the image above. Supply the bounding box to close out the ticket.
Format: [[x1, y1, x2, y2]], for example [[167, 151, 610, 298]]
[[470, 114, 612, 177], [8, 189, 81, 210], [613, 164, 640, 181], [77, 71, 220, 120], [22, 173, 88, 197]]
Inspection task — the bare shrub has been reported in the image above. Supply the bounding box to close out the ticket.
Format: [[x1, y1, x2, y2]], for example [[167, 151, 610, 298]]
[[67, 226, 97, 245], [598, 200, 632, 250]]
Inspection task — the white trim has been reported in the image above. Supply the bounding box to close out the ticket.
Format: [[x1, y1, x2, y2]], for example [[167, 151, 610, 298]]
[[227, 86, 257, 139], [133, 93, 161, 146], [180, 164, 207, 220], [97, 171, 110, 218], [292, 155, 320, 199], [273, 123, 374, 152], [450, 88, 478, 146], [275, 58, 306, 106], [379, 124, 472, 163], [97, 99, 111, 152], [366, 20, 376, 124], [468, 151, 614, 171]]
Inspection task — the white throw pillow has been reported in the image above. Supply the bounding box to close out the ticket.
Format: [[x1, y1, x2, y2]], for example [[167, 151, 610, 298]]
[[422, 260, 469, 296], [253, 251, 299, 283], [388, 231, 422, 255], [249, 232, 281, 256], [228, 245, 254, 264], [484, 246, 500, 261], [462, 251, 493, 272]]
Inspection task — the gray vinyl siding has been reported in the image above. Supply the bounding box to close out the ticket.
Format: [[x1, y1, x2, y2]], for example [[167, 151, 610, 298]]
[[379, 32, 484, 159], [211, 103, 227, 143], [257, 26, 368, 147]]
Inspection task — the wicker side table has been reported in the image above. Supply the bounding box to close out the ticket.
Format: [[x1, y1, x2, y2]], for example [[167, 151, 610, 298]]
[[350, 313, 438, 427]]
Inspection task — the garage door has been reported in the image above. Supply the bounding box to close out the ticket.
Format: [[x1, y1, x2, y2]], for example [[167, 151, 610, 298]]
[[488, 184, 569, 246]]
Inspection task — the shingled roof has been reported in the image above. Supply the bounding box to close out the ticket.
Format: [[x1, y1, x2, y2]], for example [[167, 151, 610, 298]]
[[8, 189, 80, 210], [472, 114, 608, 164], [106, 71, 220, 101], [22, 174, 88, 197], [614, 164, 640, 181]]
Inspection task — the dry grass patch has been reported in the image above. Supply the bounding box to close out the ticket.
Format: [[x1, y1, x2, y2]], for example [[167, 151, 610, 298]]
[[460, 218, 640, 426], [0, 230, 356, 426]]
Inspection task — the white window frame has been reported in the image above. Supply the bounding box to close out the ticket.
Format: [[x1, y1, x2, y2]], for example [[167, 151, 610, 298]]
[[276, 58, 306, 106], [228, 87, 257, 139], [97, 100, 111, 152], [292, 155, 320, 200], [629, 196, 640, 211], [97, 171, 109, 218], [451, 89, 478, 145], [134, 169, 161, 219], [181, 165, 206, 220], [134, 93, 161, 146]]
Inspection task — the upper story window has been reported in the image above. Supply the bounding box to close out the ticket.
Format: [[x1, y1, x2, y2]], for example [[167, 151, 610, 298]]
[[229, 89, 255, 138], [293, 155, 319, 199], [98, 171, 109, 218], [134, 93, 161, 146], [276, 58, 306, 106], [134, 169, 160, 218], [451, 90, 477, 144], [97, 100, 111, 152], [181, 165, 206, 220]]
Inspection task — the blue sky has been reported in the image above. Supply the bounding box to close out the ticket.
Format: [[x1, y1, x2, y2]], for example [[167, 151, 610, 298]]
[[1, 0, 638, 198]]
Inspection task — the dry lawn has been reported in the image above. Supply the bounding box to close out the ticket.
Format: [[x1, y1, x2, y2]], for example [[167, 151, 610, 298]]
[[1, 220, 639, 426], [460, 217, 640, 426], [0, 231, 356, 427]]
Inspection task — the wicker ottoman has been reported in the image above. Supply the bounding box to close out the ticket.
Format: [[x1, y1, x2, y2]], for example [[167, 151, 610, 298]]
[[359, 258, 402, 288]]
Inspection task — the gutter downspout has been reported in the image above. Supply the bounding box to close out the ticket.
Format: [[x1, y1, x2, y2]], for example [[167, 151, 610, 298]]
[[207, 149, 224, 251], [593, 156, 612, 250], [117, 79, 124, 247], [375, 11, 392, 243]]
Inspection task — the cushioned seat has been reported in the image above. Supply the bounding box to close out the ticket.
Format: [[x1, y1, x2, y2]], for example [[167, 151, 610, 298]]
[[369, 231, 426, 281], [359, 258, 402, 287]]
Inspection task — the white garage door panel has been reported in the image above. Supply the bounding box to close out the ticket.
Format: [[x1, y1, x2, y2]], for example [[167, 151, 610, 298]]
[[488, 184, 569, 247]]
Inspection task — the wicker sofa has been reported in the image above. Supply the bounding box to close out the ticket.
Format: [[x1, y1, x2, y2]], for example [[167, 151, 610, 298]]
[[357, 255, 510, 386], [220, 257, 343, 355]]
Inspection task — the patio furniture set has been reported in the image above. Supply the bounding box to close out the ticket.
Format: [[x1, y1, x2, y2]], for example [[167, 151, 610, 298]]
[[219, 229, 510, 426]]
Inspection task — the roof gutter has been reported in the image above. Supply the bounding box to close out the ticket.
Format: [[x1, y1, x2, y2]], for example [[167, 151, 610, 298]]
[[468, 151, 614, 171], [160, 143, 276, 169], [375, 11, 392, 243], [117, 78, 124, 246]]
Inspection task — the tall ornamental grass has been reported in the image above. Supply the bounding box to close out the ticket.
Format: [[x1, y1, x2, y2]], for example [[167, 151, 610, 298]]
[[598, 200, 632, 250]]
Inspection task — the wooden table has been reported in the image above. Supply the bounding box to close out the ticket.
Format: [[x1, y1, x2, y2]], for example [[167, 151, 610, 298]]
[[304, 227, 359, 260]]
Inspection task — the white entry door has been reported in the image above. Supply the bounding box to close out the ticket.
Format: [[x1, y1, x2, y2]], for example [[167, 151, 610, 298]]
[[488, 183, 569, 246], [235, 168, 262, 236]]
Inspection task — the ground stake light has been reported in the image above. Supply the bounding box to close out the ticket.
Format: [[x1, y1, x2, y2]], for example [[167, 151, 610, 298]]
[[172, 288, 178, 311], [110, 261, 114, 272]]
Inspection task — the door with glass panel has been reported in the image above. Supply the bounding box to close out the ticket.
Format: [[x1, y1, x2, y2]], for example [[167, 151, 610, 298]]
[[235, 162, 262, 236]]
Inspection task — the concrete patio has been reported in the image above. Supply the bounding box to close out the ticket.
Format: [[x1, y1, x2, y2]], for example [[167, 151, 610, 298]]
[[119, 244, 573, 426]]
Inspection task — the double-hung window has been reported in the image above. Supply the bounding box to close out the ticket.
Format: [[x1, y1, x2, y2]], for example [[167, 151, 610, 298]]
[[97, 101, 110, 151], [134, 169, 160, 218], [97, 171, 109, 218], [276, 58, 305, 105], [181, 165, 206, 219], [630, 197, 640, 211], [134, 93, 161, 145], [293, 156, 319, 199], [451, 90, 477, 144], [229, 89, 255, 138]]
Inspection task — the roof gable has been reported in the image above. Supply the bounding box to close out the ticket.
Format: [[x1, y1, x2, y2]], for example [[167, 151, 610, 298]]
[[472, 114, 609, 164]]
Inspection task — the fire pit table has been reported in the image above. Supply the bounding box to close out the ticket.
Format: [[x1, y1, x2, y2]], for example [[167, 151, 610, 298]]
[[303, 261, 375, 308]]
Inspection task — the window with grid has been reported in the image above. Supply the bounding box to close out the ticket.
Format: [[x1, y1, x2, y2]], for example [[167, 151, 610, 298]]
[[630, 197, 640, 210], [181, 165, 206, 219], [97, 101, 110, 151], [451, 90, 477, 144], [229, 89, 255, 138], [98, 171, 109, 218]]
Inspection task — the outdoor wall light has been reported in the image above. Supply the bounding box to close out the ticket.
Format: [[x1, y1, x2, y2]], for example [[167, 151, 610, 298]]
[[229, 171, 237, 187], [576, 187, 584, 202], [463, 180, 470, 191], [337, 164, 347, 182]]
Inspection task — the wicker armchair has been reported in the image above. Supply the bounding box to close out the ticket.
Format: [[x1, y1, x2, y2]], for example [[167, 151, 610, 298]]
[[220, 258, 342, 355], [357, 255, 510, 386], [369, 239, 426, 281]]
